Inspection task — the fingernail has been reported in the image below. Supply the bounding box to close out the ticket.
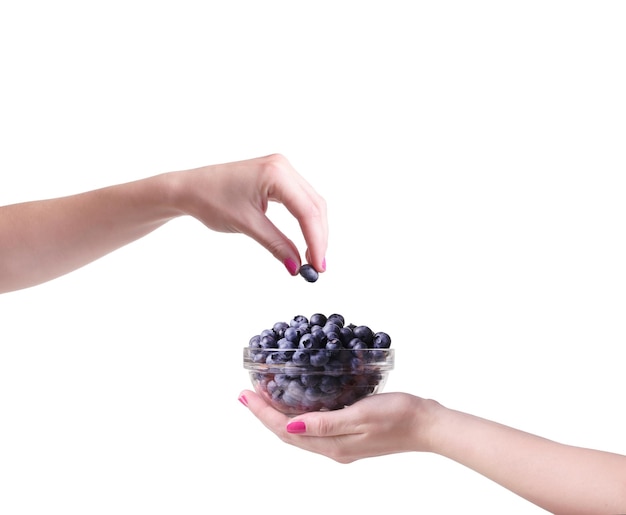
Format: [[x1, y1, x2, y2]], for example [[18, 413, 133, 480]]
[[284, 258, 298, 275], [238, 395, 248, 407], [286, 420, 306, 434], [322, 257, 327, 271]]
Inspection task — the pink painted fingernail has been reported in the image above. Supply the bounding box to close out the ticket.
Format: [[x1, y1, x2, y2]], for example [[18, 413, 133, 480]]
[[286, 420, 306, 434], [284, 258, 298, 275], [238, 395, 248, 407], [322, 257, 327, 271]]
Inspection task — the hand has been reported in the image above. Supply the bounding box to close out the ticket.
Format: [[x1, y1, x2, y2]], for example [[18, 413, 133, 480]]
[[238, 390, 437, 463], [168, 153, 327, 275], [240, 388, 626, 514], [1, 153, 327, 293]]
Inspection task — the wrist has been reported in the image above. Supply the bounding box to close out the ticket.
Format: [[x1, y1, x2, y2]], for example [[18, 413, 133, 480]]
[[154, 169, 194, 219], [416, 397, 450, 454]]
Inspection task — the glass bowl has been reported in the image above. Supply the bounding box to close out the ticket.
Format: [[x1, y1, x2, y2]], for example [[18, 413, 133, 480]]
[[243, 347, 394, 416]]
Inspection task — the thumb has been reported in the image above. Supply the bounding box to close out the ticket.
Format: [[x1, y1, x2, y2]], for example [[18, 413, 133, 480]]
[[285, 407, 359, 437]]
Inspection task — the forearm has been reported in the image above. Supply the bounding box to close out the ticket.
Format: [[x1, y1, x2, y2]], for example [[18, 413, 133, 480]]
[[0, 173, 180, 293], [428, 404, 626, 514]]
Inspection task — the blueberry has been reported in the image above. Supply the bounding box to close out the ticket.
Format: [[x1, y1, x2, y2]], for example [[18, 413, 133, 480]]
[[298, 333, 317, 349], [252, 351, 267, 363], [272, 321, 289, 338], [323, 322, 342, 336], [324, 359, 345, 373], [353, 325, 374, 345], [325, 338, 342, 352], [296, 323, 311, 337], [292, 349, 311, 366], [260, 334, 278, 348], [339, 327, 354, 345], [347, 337, 364, 349], [284, 326, 299, 342], [311, 328, 327, 346], [273, 373, 291, 386], [266, 351, 289, 365], [320, 375, 340, 394], [248, 334, 262, 349], [282, 380, 306, 407], [350, 340, 368, 360], [277, 337, 297, 350], [300, 374, 321, 388], [299, 264, 319, 283], [373, 331, 392, 349], [327, 313, 345, 327], [291, 315, 309, 326], [309, 313, 327, 326], [370, 349, 387, 362], [266, 379, 280, 396], [310, 349, 330, 367], [304, 386, 326, 402]]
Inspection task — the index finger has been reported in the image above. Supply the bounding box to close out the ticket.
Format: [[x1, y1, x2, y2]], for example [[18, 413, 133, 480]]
[[266, 159, 328, 273]]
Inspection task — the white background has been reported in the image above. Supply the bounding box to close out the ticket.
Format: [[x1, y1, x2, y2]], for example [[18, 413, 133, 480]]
[[1, 1, 625, 513]]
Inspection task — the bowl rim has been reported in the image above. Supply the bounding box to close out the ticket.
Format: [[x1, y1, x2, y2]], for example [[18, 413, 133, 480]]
[[242, 347, 394, 373]]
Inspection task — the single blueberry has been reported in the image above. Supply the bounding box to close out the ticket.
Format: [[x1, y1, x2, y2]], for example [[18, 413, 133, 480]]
[[309, 313, 328, 326], [292, 349, 311, 366], [350, 356, 365, 372], [273, 373, 291, 386], [373, 331, 392, 349], [370, 349, 386, 362], [272, 321, 289, 338], [260, 334, 278, 349], [298, 333, 316, 349], [323, 322, 342, 336], [339, 327, 354, 345], [252, 351, 268, 363], [325, 338, 343, 352], [266, 379, 280, 396], [278, 337, 297, 350], [347, 337, 364, 349], [291, 315, 309, 326], [353, 325, 374, 345], [260, 329, 275, 339], [310, 349, 330, 367], [299, 264, 319, 283], [300, 374, 321, 388], [311, 328, 328, 347], [324, 359, 345, 374], [327, 313, 345, 327], [320, 375, 341, 394], [248, 334, 262, 349], [304, 386, 326, 402], [282, 380, 306, 406], [296, 323, 311, 337], [284, 326, 299, 342]]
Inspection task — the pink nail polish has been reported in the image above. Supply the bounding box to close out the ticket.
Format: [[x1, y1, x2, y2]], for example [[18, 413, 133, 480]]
[[238, 395, 248, 407], [322, 257, 327, 271], [286, 420, 306, 434], [284, 258, 298, 275]]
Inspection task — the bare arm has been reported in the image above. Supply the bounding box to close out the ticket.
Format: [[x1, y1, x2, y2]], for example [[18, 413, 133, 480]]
[[240, 390, 626, 515], [0, 154, 327, 294], [431, 401, 626, 515]]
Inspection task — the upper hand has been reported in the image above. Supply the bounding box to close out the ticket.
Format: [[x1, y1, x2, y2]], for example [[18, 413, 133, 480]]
[[171, 153, 328, 275]]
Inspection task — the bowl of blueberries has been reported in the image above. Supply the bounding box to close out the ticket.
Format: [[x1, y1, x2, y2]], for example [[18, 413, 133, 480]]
[[243, 312, 394, 416]]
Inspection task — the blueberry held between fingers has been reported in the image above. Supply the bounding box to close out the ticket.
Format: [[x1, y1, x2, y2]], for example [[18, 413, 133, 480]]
[[299, 264, 319, 282]]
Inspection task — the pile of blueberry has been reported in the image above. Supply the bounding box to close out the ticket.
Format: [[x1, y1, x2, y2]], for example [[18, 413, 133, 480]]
[[244, 313, 393, 414]]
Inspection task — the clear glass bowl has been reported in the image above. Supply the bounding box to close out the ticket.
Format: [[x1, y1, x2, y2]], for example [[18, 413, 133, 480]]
[[243, 347, 394, 416]]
